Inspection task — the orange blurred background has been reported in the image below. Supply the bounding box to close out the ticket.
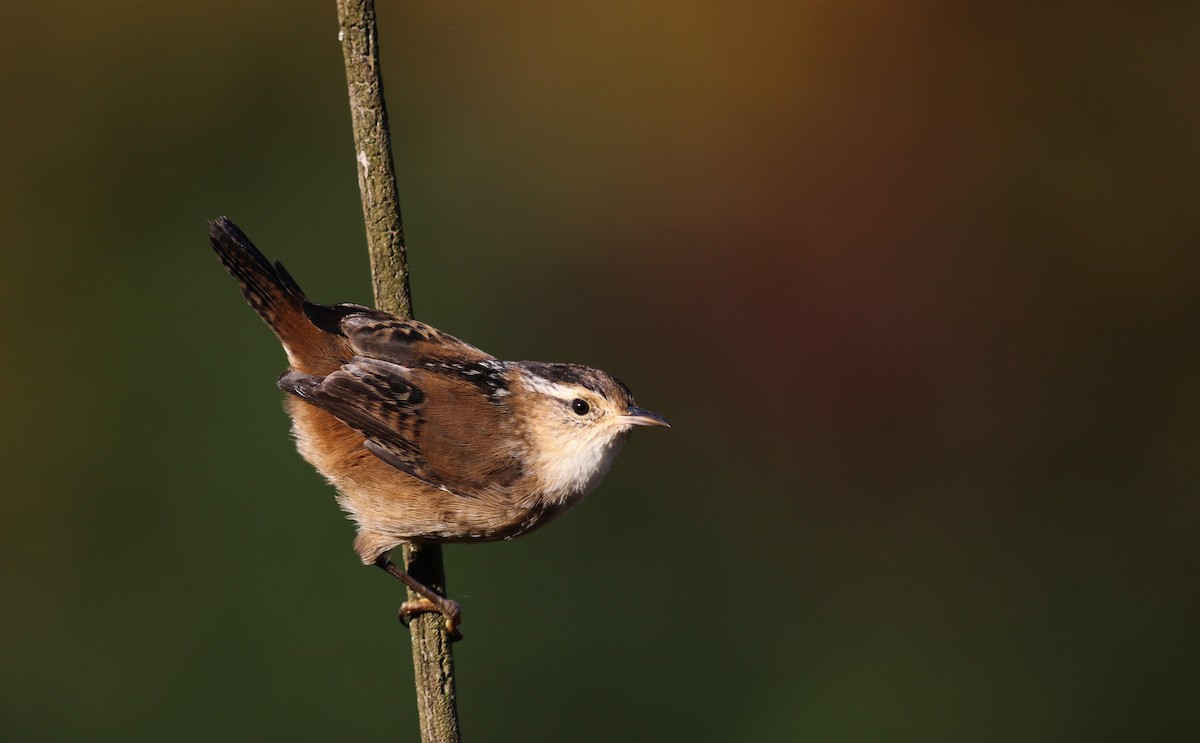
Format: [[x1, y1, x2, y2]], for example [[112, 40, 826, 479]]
[[2, 2, 1197, 740]]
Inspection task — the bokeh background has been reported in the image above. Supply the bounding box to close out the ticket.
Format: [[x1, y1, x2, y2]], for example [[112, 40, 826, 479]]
[[3, 2, 1198, 740]]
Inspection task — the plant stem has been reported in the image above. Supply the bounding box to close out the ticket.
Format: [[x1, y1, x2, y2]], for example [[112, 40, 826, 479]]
[[335, 2, 461, 741], [336, 0, 412, 321]]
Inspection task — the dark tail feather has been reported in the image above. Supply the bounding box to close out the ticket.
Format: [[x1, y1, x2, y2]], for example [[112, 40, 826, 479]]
[[209, 217, 308, 339]]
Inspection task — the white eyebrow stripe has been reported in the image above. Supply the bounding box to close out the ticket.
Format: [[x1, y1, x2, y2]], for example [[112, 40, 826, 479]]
[[521, 373, 577, 399]]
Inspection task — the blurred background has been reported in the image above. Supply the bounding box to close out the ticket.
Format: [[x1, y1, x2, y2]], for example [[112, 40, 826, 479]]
[[2, 1, 1197, 740]]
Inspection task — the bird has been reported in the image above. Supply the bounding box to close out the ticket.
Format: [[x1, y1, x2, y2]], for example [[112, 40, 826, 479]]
[[209, 217, 668, 638]]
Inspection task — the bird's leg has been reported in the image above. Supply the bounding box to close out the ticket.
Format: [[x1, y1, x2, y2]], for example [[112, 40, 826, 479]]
[[374, 554, 463, 641]]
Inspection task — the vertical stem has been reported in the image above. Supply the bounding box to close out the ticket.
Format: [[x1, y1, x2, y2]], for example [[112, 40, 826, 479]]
[[335, 2, 461, 742], [336, 0, 412, 320]]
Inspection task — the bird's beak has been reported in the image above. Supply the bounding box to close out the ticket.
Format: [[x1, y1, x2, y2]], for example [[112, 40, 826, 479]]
[[621, 406, 671, 428]]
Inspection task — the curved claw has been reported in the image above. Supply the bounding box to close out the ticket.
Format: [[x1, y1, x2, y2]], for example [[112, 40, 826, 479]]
[[377, 556, 463, 641], [399, 598, 463, 642]]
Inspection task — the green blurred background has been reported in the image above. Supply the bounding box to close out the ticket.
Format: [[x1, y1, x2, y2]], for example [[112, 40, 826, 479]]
[[3, 2, 1197, 740]]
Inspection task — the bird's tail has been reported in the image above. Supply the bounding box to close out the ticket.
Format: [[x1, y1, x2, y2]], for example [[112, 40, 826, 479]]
[[209, 217, 342, 373]]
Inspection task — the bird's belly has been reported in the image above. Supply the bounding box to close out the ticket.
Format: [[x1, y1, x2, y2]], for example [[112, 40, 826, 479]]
[[286, 398, 579, 560]]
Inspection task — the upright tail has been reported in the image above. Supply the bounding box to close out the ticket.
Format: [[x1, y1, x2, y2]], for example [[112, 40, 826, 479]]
[[209, 217, 343, 373]]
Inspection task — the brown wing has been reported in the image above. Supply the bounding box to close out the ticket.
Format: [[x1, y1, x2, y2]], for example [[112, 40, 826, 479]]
[[303, 302, 494, 365], [279, 358, 523, 499]]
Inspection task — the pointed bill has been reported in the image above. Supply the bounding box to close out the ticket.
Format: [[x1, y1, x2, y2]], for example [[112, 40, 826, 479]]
[[620, 406, 670, 428]]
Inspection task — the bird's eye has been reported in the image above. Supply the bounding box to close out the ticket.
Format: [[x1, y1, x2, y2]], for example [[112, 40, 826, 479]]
[[571, 398, 590, 416]]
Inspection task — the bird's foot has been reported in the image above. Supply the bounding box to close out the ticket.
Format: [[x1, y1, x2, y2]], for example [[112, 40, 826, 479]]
[[399, 597, 463, 642]]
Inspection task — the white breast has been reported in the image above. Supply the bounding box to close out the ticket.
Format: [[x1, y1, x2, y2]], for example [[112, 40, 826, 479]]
[[528, 426, 630, 505]]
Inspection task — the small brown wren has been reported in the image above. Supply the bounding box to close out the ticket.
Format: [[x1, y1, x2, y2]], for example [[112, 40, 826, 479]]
[[209, 217, 667, 637]]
